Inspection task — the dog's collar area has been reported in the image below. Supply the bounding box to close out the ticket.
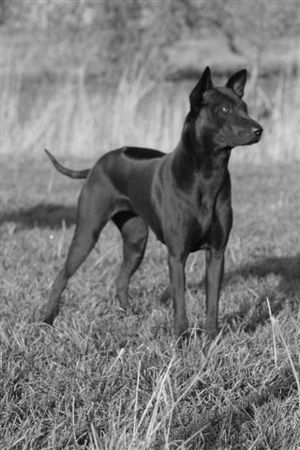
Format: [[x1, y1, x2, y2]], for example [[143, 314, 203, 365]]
[[213, 146, 232, 154]]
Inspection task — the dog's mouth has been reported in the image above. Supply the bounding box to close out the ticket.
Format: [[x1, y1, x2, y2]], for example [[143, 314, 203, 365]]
[[245, 132, 263, 145], [213, 125, 263, 151], [216, 126, 263, 149], [218, 135, 259, 150], [235, 127, 263, 146]]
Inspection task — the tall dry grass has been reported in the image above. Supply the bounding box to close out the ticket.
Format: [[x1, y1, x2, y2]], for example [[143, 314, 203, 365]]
[[1, 58, 299, 163]]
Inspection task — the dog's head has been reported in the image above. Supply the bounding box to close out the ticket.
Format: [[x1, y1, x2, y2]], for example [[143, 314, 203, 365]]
[[188, 67, 263, 150]]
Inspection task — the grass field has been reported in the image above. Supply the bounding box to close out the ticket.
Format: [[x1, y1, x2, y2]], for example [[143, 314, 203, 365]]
[[1, 155, 299, 449]]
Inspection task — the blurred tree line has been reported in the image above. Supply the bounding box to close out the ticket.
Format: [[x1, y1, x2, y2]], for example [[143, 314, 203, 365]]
[[1, 0, 299, 82]]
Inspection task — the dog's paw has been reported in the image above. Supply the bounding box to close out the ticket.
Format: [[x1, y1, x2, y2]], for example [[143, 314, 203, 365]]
[[35, 305, 55, 325], [175, 329, 191, 348], [202, 329, 222, 355], [115, 305, 131, 316], [159, 286, 171, 306]]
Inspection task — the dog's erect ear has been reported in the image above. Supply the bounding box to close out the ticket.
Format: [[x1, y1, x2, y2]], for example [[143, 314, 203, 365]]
[[226, 69, 247, 98], [189, 66, 213, 113]]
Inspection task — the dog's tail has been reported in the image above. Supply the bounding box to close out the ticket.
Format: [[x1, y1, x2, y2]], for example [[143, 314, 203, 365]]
[[44, 149, 90, 179]]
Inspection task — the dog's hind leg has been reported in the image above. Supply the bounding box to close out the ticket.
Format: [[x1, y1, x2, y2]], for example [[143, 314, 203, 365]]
[[42, 183, 112, 324], [113, 212, 148, 310]]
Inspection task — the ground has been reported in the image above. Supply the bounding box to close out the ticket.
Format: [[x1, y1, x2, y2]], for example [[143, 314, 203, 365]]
[[0, 156, 299, 449]]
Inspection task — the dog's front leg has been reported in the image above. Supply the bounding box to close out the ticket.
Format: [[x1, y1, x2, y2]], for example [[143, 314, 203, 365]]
[[205, 249, 224, 339], [168, 254, 188, 339]]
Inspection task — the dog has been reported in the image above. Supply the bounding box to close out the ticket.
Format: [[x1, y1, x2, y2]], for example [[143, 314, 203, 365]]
[[42, 67, 263, 342]]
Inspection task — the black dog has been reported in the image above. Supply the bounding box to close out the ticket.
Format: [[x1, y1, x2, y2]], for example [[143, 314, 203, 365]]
[[42, 67, 262, 341]]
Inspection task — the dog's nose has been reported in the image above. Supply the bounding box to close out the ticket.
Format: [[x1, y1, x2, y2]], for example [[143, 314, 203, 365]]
[[253, 125, 263, 138]]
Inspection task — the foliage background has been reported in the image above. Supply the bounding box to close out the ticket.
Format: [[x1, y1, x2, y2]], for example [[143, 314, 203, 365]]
[[1, 0, 300, 161]]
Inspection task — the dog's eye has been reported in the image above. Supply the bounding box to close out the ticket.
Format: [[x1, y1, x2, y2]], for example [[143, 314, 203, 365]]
[[221, 105, 230, 113]]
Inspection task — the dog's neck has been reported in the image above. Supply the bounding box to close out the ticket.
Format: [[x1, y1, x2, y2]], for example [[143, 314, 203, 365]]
[[171, 114, 231, 189]]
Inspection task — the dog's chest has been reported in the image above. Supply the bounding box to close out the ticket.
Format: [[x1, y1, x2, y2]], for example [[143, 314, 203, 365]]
[[197, 174, 224, 208], [174, 212, 210, 253], [181, 180, 224, 251]]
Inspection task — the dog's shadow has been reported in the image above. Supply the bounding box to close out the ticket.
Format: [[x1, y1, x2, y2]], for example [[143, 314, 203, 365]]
[[0, 203, 76, 229], [222, 254, 300, 332]]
